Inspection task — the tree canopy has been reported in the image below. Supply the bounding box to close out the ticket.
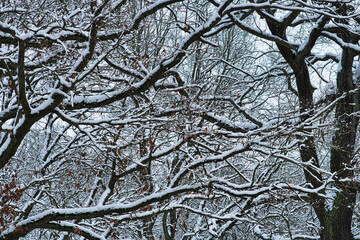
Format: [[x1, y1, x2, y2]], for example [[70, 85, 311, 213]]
[[1, 0, 360, 239]]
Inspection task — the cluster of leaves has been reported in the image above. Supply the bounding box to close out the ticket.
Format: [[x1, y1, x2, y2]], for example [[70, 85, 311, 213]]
[[0, 170, 23, 233]]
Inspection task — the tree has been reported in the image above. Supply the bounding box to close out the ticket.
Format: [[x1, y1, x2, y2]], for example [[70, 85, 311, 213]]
[[230, 1, 359, 239], [1, 0, 360, 239]]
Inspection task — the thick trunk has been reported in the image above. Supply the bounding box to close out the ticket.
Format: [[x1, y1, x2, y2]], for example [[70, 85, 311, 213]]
[[266, 18, 358, 240], [321, 47, 358, 240], [322, 5, 359, 238], [321, 188, 356, 240], [266, 19, 325, 212]]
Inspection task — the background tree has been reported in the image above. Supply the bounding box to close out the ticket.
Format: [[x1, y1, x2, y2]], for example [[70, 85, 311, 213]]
[[1, 1, 360, 240]]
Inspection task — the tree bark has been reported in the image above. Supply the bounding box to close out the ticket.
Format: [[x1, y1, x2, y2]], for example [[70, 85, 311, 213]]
[[266, 16, 358, 240], [322, 46, 358, 240]]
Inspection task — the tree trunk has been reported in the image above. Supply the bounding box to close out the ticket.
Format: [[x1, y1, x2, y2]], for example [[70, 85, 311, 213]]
[[320, 46, 358, 240], [266, 18, 358, 240]]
